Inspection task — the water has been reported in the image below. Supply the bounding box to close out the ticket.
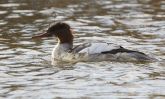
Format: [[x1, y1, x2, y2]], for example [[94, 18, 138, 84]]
[[0, 0, 165, 99]]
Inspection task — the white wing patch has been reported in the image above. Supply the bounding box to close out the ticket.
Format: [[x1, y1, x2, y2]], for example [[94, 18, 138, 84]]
[[78, 42, 120, 54]]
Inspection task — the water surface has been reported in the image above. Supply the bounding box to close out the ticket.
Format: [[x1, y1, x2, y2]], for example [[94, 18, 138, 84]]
[[0, 0, 165, 99]]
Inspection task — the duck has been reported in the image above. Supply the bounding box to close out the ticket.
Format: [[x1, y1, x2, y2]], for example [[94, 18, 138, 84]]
[[32, 22, 154, 65]]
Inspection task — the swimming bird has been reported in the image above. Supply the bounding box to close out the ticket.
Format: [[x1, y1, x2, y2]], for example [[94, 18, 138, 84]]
[[32, 22, 154, 65]]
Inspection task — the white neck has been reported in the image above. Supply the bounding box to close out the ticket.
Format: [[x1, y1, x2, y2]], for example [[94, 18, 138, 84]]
[[52, 40, 73, 58], [58, 43, 73, 51]]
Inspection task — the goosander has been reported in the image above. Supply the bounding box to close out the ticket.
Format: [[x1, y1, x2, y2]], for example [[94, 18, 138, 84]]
[[32, 22, 154, 64]]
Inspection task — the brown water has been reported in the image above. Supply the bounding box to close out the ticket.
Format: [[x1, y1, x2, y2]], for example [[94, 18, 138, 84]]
[[0, 0, 165, 99]]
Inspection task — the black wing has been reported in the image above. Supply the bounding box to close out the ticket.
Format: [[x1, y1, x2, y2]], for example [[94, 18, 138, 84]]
[[101, 46, 145, 55]]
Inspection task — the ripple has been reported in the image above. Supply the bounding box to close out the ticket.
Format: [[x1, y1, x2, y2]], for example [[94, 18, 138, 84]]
[[6, 14, 21, 19], [0, 3, 21, 7], [0, 3, 26, 7], [0, 11, 7, 14], [13, 10, 35, 13]]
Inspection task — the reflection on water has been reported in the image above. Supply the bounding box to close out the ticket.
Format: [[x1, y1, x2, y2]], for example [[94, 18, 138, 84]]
[[0, 0, 165, 98]]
